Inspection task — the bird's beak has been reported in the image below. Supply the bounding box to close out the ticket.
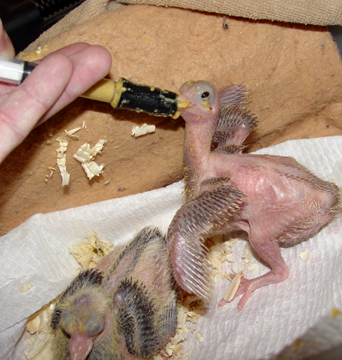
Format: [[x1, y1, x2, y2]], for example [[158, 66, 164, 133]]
[[172, 94, 192, 119], [69, 333, 93, 360]]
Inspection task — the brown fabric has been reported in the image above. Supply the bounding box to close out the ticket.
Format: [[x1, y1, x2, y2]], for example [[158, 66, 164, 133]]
[[119, 0, 342, 26], [24, 0, 342, 50], [1, 5, 342, 235], [25, 1, 125, 49]]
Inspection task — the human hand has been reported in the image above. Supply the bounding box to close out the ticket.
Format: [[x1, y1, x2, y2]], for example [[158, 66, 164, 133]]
[[0, 25, 112, 164]]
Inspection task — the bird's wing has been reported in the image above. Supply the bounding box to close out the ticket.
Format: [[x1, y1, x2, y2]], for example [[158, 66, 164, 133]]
[[114, 277, 177, 358], [109, 227, 177, 358], [212, 106, 257, 153], [218, 84, 248, 109], [102, 227, 162, 292], [167, 185, 245, 300]]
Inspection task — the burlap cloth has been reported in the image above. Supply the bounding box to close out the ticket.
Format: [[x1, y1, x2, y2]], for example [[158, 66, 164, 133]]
[[0, 0, 342, 235]]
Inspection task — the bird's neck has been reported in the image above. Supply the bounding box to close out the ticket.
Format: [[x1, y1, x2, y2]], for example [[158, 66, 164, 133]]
[[183, 118, 217, 200]]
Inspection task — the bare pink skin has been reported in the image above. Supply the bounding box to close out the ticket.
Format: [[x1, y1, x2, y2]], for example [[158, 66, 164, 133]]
[[167, 81, 340, 311], [0, 25, 112, 164], [69, 333, 94, 360]]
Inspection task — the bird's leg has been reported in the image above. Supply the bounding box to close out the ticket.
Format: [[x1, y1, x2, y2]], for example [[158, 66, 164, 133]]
[[234, 236, 289, 312]]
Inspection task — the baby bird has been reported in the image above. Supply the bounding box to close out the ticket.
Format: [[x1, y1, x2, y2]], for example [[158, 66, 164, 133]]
[[51, 226, 177, 360], [167, 81, 340, 311]]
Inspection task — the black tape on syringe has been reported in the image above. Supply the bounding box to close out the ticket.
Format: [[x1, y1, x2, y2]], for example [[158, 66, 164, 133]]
[[22, 61, 38, 83], [116, 78, 178, 117]]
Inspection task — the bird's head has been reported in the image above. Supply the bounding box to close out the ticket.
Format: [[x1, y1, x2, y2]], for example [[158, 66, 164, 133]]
[[57, 289, 113, 360], [177, 81, 220, 124]]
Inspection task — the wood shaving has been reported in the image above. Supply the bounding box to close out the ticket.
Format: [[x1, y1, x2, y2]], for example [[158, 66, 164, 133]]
[[195, 332, 204, 343], [217, 243, 258, 305], [55, 136, 70, 186], [131, 123, 156, 137], [207, 236, 238, 279], [26, 316, 41, 335], [68, 232, 114, 270], [73, 139, 107, 180], [83, 162, 105, 180], [44, 167, 56, 184], [25, 334, 53, 360], [207, 236, 260, 308], [64, 126, 82, 139], [20, 283, 33, 293], [48, 167, 56, 177], [221, 270, 244, 305], [299, 249, 311, 262], [24, 299, 59, 360], [242, 243, 258, 273], [74, 139, 107, 163]]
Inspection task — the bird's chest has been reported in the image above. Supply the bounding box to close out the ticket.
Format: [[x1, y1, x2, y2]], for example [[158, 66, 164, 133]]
[[230, 166, 312, 223], [198, 157, 306, 210], [242, 165, 303, 200]]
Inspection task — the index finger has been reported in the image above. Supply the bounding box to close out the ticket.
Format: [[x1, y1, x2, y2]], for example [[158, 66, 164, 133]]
[[0, 53, 73, 163], [38, 45, 112, 122]]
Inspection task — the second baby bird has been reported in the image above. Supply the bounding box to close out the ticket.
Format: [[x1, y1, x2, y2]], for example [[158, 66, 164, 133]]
[[51, 226, 177, 360]]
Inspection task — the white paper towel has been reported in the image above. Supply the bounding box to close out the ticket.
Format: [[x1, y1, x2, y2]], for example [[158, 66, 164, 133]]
[[1, 136, 342, 360]]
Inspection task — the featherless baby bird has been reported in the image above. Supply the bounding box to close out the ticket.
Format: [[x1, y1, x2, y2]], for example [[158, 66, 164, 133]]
[[168, 81, 340, 311], [51, 227, 177, 360]]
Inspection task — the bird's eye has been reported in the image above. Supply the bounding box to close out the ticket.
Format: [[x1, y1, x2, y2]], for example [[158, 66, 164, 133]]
[[192, 82, 215, 105], [84, 313, 105, 336]]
